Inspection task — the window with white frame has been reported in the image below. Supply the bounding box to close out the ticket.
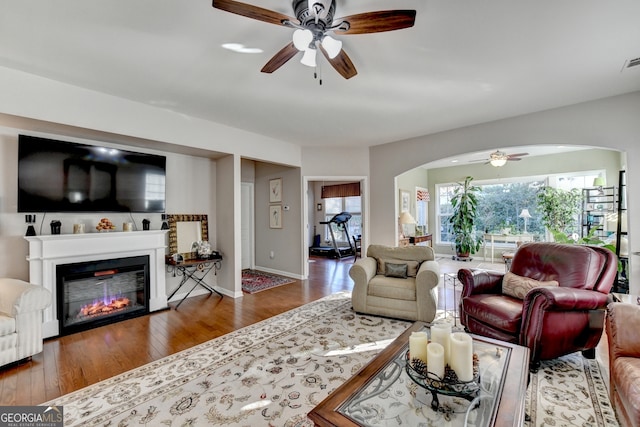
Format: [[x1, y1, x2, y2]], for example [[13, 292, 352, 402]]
[[435, 171, 604, 245], [324, 196, 362, 243], [415, 186, 430, 234]]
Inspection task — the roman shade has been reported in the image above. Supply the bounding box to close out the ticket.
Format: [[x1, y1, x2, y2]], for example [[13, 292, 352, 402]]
[[321, 182, 360, 198]]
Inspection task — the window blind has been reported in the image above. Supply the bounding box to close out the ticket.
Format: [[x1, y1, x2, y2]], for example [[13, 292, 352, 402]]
[[321, 182, 361, 199]]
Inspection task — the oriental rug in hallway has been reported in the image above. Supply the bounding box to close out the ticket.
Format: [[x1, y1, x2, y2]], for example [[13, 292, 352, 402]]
[[241, 269, 296, 293], [44, 293, 618, 426]]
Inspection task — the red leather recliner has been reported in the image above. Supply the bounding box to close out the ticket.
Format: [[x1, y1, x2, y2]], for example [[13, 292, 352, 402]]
[[458, 242, 617, 369]]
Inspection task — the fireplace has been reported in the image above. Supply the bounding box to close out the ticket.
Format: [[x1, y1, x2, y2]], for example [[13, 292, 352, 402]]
[[56, 255, 150, 335]]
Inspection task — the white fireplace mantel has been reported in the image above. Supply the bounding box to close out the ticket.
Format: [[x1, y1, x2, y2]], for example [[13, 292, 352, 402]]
[[25, 230, 168, 338]]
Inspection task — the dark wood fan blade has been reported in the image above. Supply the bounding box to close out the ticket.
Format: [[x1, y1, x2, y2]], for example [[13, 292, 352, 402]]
[[319, 45, 358, 79], [335, 10, 416, 35], [261, 42, 299, 74], [212, 0, 295, 26], [506, 153, 529, 159], [508, 158, 522, 161]]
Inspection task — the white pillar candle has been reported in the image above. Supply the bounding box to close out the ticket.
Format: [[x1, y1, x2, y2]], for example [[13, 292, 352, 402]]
[[426, 342, 445, 380], [409, 331, 428, 364], [449, 332, 474, 382], [430, 323, 452, 366]]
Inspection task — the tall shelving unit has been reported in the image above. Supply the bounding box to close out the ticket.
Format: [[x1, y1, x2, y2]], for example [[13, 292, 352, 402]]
[[614, 170, 628, 293], [581, 186, 617, 240]]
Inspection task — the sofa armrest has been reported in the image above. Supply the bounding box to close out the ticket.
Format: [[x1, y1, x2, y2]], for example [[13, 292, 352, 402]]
[[416, 260, 439, 291], [458, 269, 503, 297], [522, 286, 609, 312], [607, 302, 640, 359], [520, 286, 610, 361], [349, 257, 377, 313], [349, 257, 377, 284], [0, 278, 52, 317]]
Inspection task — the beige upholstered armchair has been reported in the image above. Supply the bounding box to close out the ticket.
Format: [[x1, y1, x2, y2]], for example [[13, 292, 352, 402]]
[[0, 278, 52, 368], [349, 244, 439, 322]]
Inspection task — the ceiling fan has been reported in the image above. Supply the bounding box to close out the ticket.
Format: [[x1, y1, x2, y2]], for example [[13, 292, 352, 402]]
[[211, 0, 416, 79], [470, 150, 529, 167]]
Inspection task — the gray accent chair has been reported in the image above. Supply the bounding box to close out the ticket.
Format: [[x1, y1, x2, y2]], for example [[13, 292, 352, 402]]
[[0, 278, 52, 367], [349, 244, 439, 322]]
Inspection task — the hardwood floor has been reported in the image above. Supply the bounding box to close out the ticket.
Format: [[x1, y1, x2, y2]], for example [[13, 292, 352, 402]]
[[0, 256, 354, 406]]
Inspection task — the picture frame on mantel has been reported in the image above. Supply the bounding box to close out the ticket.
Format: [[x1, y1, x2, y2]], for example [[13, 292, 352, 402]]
[[269, 178, 282, 203], [269, 205, 282, 229]]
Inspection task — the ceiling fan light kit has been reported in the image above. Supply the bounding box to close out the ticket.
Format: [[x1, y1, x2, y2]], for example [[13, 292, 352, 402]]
[[469, 150, 529, 167], [211, 0, 416, 80], [489, 151, 509, 167], [300, 48, 317, 67], [321, 35, 342, 59]]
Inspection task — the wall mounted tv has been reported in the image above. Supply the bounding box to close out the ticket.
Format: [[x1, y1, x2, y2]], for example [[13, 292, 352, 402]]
[[18, 135, 166, 213]]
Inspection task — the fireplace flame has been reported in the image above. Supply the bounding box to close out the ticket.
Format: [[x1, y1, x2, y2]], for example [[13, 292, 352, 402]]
[[79, 297, 131, 317]]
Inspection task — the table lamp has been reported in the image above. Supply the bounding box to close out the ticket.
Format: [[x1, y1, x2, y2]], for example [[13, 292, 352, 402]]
[[519, 209, 532, 234], [399, 211, 416, 238]]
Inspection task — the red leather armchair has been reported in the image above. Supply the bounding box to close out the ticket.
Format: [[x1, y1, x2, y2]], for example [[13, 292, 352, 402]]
[[459, 242, 617, 369]]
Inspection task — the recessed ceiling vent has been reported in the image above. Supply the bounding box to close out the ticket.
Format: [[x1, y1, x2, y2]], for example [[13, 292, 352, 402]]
[[622, 57, 640, 71]]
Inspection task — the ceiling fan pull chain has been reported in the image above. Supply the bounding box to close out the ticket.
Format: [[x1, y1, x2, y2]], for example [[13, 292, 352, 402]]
[[316, 60, 322, 85]]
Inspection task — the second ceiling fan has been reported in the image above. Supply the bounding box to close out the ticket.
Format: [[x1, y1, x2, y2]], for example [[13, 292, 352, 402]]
[[470, 150, 529, 167], [211, 0, 417, 79]]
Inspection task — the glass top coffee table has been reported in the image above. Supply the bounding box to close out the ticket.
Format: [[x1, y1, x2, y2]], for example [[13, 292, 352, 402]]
[[308, 322, 530, 426]]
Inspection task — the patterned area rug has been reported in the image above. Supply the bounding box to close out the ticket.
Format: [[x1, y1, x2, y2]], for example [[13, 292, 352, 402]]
[[241, 269, 296, 293], [525, 354, 619, 426], [43, 293, 618, 426]]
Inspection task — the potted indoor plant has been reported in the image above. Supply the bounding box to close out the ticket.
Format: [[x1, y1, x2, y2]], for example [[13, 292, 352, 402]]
[[535, 186, 582, 238], [449, 176, 483, 259]]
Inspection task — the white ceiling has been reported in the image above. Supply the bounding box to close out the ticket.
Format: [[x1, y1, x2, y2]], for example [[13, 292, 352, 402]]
[[1, 0, 639, 151]]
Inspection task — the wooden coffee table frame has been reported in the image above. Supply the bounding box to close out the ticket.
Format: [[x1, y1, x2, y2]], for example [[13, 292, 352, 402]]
[[308, 321, 530, 427]]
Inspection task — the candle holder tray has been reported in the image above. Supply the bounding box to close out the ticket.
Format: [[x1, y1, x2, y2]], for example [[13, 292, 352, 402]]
[[404, 350, 480, 411]]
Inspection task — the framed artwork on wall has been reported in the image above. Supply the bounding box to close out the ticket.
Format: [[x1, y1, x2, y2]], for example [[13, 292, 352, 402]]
[[269, 178, 282, 203], [400, 189, 410, 213], [269, 205, 282, 229]]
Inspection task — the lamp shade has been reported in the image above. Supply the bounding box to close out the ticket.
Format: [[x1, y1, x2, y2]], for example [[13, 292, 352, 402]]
[[593, 177, 605, 187], [518, 209, 532, 219], [399, 211, 416, 225]]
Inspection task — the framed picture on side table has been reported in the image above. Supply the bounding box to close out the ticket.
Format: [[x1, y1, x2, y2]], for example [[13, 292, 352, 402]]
[[269, 178, 282, 203], [269, 205, 282, 229]]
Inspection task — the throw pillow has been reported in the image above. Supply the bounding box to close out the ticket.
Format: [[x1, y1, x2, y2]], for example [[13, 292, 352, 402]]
[[377, 258, 420, 277], [385, 262, 408, 278], [502, 271, 559, 299]]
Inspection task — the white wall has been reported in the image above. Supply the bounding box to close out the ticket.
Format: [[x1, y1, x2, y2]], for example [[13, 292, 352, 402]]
[[216, 154, 240, 297], [369, 92, 640, 292], [301, 146, 369, 177], [0, 66, 302, 167], [254, 163, 303, 278]]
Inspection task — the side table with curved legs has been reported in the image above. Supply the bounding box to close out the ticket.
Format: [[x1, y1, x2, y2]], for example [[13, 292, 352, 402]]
[[166, 256, 223, 309]]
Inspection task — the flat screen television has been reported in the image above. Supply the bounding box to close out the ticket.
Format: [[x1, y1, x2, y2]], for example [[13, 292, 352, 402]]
[[18, 135, 166, 213]]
